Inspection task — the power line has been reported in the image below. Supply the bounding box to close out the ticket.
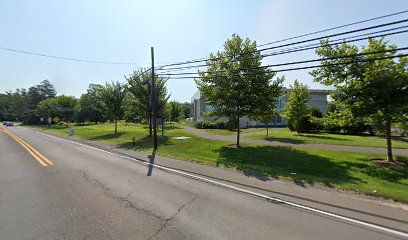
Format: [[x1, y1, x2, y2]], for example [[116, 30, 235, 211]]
[[158, 47, 408, 76], [160, 47, 408, 76], [0, 46, 148, 65], [158, 18, 408, 69], [257, 9, 408, 47], [158, 27, 408, 72], [161, 54, 408, 79], [156, 10, 408, 69]]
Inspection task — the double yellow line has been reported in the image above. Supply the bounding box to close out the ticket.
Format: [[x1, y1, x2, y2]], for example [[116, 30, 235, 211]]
[[0, 125, 54, 167]]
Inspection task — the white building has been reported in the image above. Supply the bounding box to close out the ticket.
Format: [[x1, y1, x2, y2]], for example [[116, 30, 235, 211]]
[[191, 88, 331, 128]]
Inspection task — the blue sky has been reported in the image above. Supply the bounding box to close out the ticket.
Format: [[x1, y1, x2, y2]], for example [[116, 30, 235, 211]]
[[1, 0, 407, 102]]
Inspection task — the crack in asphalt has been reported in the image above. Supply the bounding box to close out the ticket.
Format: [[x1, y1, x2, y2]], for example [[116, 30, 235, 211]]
[[77, 168, 197, 240], [115, 194, 164, 221], [147, 196, 196, 240], [79, 169, 166, 221], [81, 170, 110, 193]]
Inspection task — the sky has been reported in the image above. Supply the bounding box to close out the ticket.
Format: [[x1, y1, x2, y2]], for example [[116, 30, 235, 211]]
[[0, 0, 407, 102]]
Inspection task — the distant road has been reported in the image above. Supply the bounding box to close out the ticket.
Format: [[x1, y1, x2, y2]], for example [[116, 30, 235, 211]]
[[0, 125, 406, 240]]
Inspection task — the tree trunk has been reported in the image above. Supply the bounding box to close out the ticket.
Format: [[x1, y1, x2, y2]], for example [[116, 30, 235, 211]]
[[385, 120, 394, 162], [149, 118, 152, 139], [266, 125, 269, 137], [114, 118, 118, 135], [237, 116, 240, 148]]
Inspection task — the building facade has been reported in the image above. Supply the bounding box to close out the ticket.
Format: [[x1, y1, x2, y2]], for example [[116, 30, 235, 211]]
[[191, 88, 331, 128]]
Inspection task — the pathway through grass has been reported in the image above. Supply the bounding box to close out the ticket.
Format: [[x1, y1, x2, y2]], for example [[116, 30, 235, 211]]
[[247, 128, 408, 149]]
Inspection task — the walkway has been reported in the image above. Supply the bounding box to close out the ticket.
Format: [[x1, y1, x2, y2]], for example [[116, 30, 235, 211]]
[[181, 126, 408, 156]]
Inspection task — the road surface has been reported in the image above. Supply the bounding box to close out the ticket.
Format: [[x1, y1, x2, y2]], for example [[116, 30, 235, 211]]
[[0, 125, 407, 240]]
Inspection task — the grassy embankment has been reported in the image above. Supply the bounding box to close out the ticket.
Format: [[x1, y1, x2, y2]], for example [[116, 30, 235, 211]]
[[30, 122, 408, 202]]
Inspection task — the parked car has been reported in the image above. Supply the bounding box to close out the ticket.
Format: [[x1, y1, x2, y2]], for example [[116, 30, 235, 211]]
[[2, 122, 7, 125], [5, 122, 14, 126]]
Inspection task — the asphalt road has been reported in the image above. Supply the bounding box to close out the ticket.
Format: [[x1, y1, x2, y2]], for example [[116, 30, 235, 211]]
[[0, 125, 406, 240]]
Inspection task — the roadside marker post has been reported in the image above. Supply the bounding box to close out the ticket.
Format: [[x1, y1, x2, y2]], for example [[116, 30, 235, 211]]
[[151, 47, 158, 149]]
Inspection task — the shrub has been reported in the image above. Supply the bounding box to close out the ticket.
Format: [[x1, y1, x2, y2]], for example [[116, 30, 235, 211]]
[[193, 120, 229, 129]]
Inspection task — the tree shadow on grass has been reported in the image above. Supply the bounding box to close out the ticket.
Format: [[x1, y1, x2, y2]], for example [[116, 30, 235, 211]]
[[265, 137, 305, 144], [394, 136, 408, 144], [88, 132, 124, 141], [341, 159, 408, 184], [265, 133, 351, 145], [117, 135, 173, 151], [214, 145, 360, 187], [302, 134, 351, 141]]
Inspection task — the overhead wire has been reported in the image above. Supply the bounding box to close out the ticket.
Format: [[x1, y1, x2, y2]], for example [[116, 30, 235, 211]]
[[153, 10, 408, 68], [158, 47, 408, 76], [257, 9, 408, 47], [160, 54, 408, 79], [158, 18, 408, 69], [158, 26, 408, 73]]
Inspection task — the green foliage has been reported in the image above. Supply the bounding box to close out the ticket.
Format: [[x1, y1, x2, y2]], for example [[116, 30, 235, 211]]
[[195, 34, 283, 146], [0, 80, 57, 124], [395, 114, 408, 137], [311, 38, 408, 161], [281, 80, 311, 133], [166, 101, 184, 122], [76, 84, 105, 124], [193, 120, 229, 129], [125, 68, 170, 121], [0, 89, 27, 121], [37, 95, 78, 124], [122, 92, 142, 123], [101, 81, 126, 134], [181, 102, 192, 119], [316, 102, 374, 134]]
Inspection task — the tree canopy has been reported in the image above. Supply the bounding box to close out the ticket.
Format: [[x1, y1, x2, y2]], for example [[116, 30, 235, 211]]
[[196, 34, 283, 147], [310, 38, 408, 161], [101, 81, 126, 134], [281, 80, 311, 134]]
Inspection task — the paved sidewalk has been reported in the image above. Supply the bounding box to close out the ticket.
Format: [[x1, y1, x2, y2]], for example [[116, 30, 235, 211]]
[[182, 126, 408, 156], [27, 126, 408, 233]]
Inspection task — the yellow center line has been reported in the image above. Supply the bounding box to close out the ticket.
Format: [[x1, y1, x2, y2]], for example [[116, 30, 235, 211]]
[[10, 131, 54, 166], [1, 126, 54, 167]]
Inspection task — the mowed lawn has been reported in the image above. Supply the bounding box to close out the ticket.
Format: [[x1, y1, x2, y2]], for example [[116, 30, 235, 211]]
[[247, 127, 408, 149], [31, 122, 408, 202]]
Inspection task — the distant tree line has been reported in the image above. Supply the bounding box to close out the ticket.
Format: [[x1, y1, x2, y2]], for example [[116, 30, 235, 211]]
[[0, 76, 192, 135]]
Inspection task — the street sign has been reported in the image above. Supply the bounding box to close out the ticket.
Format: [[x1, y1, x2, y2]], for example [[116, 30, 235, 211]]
[[47, 117, 52, 124], [69, 129, 76, 136], [40, 117, 44, 122], [156, 118, 163, 125]]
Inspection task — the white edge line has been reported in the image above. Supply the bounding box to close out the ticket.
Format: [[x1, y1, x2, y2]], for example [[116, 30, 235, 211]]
[[33, 130, 408, 238]]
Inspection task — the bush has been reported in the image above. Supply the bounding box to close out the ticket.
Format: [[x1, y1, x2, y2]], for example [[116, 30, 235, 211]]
[[193, 120, 229, 129]]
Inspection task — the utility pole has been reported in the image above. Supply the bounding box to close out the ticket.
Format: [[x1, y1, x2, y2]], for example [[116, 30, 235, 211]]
[[151, 47, 158, 149]]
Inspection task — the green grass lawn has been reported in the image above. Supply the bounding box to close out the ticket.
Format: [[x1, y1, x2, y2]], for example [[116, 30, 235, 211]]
[[246, 128, 408, 149], [203, 128, 264, 136], [30, 122, 408, 202]]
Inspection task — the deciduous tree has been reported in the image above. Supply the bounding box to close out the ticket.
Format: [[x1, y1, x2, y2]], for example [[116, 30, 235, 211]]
[[281, 80, 310, 134], [101, 81, 126, 134], [311, 38, 408, 162], [196, 34, 283, 147]]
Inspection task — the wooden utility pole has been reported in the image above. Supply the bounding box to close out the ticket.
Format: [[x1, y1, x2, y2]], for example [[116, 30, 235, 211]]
[[151, 47, 158, 149]]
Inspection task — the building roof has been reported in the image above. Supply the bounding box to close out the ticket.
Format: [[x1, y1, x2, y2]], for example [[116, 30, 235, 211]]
[[192, 88, 331, 101]]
